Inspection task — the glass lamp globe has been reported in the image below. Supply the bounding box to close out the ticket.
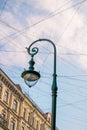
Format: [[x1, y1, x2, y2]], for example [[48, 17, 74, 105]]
[[21, 70, 40, 87]]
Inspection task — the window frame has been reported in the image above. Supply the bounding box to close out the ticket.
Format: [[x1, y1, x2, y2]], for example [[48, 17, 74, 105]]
[[13, 99, 18, 112], [21, 126, 24, 130], [23, 108, 26, 119], [10, 121, 15, 130], [4, 90, 9, 103], [28, 112, 34, 126], [0, 85, 2, 97]]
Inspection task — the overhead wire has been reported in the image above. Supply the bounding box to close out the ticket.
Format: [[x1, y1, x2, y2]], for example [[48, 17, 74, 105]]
[[0, 0, 86, 42], [58, 79, 87, 98], [60, 53, 87, 56], [0, 0, 8, 17], [58, 78, 87, 90], [0, 0, 86, 128], [59, 56, 79, 70], [58, 102, 87, 127], [57, 5, 83, 43], [15, 0, 86, 35], [0, 1, 71, 52], [21, 0, 87, 74], [59, 98, 87, 108], [28, 0, 86, 77], [0, 50, 26, 53], [59, 76, 87, 83], [0, 0, 85, 67], [59, 115, 87, 127], [1, 69, 87, 122], [0, 0, 84, 77], [1, 49, 87, 57], [0, 0, 86, 102], [0, 0, 72, 41], [1, 61, 87, 84], [0, 0, 86, 72]]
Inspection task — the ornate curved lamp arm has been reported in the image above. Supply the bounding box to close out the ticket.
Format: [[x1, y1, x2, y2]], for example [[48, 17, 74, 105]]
[[27, 39, 57, 85]]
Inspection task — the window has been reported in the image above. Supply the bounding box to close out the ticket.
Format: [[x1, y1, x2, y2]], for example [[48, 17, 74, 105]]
[[28, 113, 30, 123], [4, 91, 9, 103], [0, 86, 2, 97], [2, 109, 6, 119], [10, 121, 15, 130], [36, 120, 39, 130], [23, 108, 26, 119], [29, 112, 34, 126], [40, 123, 45, 130], [34, 119, 38, 129], [2, 113, 6, 119], [21, 126, 24, 130], [13, 100, 17, 111]]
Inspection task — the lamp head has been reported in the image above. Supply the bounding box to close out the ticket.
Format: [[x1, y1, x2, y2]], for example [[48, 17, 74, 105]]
[[21, 70, 40, 87], [21, 56, 40, 87]]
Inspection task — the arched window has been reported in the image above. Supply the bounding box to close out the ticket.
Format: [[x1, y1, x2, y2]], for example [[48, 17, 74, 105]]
[[1, 109, 7, 119], [0, 85, 2, 97], [21, 126, 24, 130], [40, 123, 45, 130], [10, 118, 16, 130], [10, 121, 15, 130], [36, 120, 39, 130], [28, 112, 34, 126], [13, 100, 17, 112], [1, 109, 8, 126], [4, 90, 9, 103], [23, 108, 26, 119]]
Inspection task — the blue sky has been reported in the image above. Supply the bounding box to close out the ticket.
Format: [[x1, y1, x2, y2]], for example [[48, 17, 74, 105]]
[[0, 0, 87, 130]]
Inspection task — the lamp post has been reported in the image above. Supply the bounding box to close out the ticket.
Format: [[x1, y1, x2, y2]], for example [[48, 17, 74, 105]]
[[21, 39, 58, 130]]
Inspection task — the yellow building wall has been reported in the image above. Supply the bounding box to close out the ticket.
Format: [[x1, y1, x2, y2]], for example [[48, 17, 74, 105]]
[[0, 69, 51, 130]]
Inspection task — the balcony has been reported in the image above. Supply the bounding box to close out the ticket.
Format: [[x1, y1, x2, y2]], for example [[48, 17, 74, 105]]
[[0, 115, 9, 130]]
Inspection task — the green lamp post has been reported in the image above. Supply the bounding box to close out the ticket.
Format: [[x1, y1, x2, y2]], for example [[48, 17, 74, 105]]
[[21, 38, 58, 130]]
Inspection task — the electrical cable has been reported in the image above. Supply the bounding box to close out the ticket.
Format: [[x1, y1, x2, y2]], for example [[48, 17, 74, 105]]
[[0, 0, 8, 17], [0, 0, 86, 42]]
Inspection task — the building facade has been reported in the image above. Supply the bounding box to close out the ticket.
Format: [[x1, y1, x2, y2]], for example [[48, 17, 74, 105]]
[[0, 69, 51, 130]]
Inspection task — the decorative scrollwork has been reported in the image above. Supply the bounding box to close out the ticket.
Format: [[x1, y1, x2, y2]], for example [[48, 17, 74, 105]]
[[27, 46, 39, 57]]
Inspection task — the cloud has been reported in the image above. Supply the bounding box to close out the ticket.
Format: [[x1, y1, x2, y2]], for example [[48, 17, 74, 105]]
[[0, 0, 87, 70], [35, 0, 72, 12], [0, 1, 87, 130]]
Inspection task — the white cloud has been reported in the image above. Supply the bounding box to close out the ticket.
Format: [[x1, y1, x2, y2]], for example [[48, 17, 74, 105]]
[[35, 0, 72, 12], [0, 0, 87, 70], [0, 1, 87, 130]]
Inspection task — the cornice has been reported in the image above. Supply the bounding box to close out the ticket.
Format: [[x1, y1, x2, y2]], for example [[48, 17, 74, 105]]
[[0, 69, 24, 102]]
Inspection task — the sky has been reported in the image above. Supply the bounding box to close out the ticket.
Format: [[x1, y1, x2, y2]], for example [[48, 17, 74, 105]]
[[0, 0, 87, 130]]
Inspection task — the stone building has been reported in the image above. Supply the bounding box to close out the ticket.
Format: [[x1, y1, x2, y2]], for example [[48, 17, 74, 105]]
[[0, 68, 51, 130]]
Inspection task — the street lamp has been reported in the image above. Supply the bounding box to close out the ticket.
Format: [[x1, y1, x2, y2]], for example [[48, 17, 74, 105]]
[[21, 38, 58, 130]]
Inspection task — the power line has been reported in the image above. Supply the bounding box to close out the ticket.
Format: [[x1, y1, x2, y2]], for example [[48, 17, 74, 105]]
[[57, 4, 84, 43], [1, 49, 87, 57], [0, 19, 19, 31], [59, 56, 79, 70], [19, 0, 86, 34], [0, 50, 26, 53], [60, 76, 87, 83], [0, 0, 8, 17], [0, 0, 86, 60], [0, 0, 86, 42], [59, 98, 87, 108], [60, 53, 87, 56]]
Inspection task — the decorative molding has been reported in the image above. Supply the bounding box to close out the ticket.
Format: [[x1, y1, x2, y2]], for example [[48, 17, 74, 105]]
[[0, 69, 24, 102]]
